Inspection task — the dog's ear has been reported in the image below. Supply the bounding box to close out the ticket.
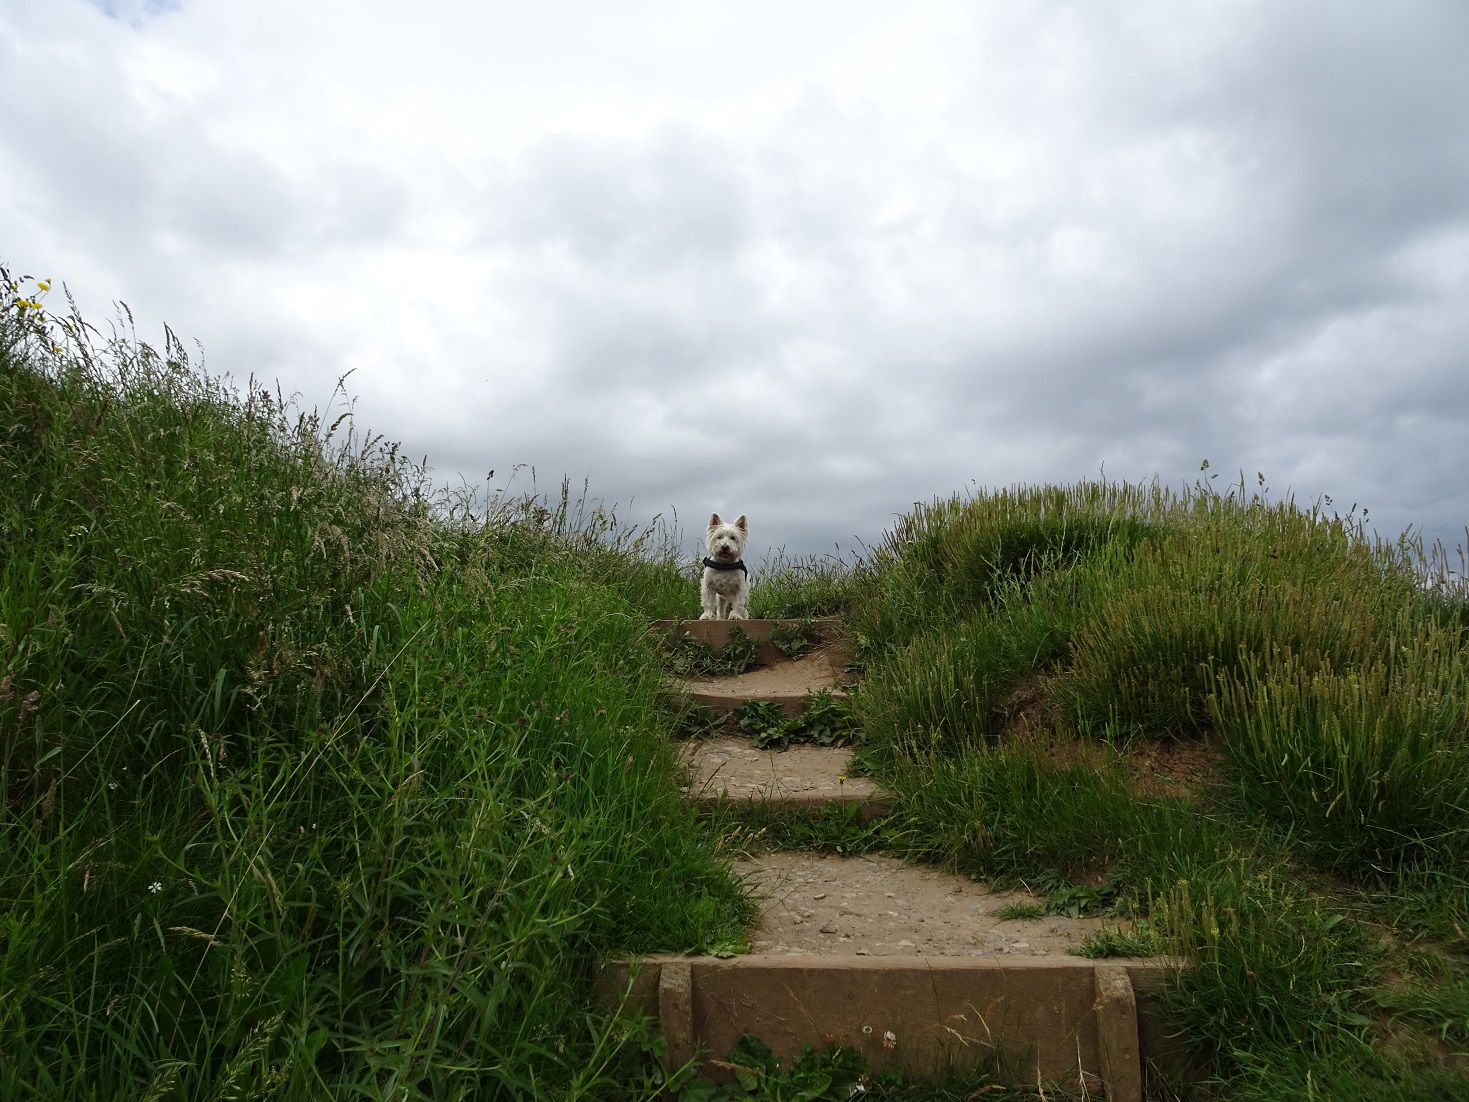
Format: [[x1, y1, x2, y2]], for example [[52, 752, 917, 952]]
[[735, 515, 747, 532], [708, 513, 722, 529]]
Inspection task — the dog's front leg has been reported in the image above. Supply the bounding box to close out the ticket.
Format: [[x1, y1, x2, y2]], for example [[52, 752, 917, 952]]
[[699, 576, 721, 620], [728, 588, 749, 620]]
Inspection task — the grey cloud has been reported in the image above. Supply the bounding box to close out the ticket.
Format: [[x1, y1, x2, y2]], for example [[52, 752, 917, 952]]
[[506, 129, 751, 270], [6, 0, 1469, 563]]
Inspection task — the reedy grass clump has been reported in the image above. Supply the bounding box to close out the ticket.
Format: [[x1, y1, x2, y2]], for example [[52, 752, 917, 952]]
[[1212, 636, 1469, 873], [748, 551, 856, 620], [466, 471, 695, 620], [1, 275, 749, 1100], [852, 478, 1469, 876]]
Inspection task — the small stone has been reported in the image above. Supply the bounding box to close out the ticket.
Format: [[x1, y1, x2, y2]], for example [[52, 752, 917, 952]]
[[855, 948, 869, 955], [813, 893, 827, 900], [820, 924, 838, 934]]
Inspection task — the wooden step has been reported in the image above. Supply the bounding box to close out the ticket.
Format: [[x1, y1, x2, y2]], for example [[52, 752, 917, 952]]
[[679, 737, 893, 819], [675, 648, 852, 717], [598, 951, 1173, 1101], [650, 617, 843, 668]]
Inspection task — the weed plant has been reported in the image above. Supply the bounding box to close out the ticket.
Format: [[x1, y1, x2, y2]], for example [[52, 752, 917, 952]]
[[665, 627, 763, 678], [733, 691, 855, 751], [0, 274, 750, 1100], [678, 1033, 1041, 1102], [768, 618, 818, 658]]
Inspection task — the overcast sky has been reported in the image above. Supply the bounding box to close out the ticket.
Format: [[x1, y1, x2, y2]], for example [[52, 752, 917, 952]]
[[4, 0, 1467, 570]]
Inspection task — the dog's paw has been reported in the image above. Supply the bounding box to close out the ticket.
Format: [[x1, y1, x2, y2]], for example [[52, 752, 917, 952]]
[[698, 611, 715, 620]]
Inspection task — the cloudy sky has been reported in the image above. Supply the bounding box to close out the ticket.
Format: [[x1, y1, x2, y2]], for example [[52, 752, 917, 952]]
[[4, 0, 1467, 567]]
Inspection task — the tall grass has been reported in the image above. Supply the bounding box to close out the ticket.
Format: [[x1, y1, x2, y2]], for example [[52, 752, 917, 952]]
[[850, 477, 1469, 1093], [0, 273, 749, 1100], [1212, 636, 1469, 873], [852, 478, 1469, 876]]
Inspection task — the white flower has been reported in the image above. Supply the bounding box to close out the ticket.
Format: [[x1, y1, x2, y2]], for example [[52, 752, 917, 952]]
[[148, 881, 163, 894]]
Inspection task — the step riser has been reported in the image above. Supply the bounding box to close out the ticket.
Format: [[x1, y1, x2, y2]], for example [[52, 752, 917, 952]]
[[691, 792, 895, 821], [681, 690, 835, 718], [650, 618, 838, 669], [600, 955, 1173, 1100]]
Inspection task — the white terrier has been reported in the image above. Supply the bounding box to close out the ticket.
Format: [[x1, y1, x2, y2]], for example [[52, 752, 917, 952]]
[[700, 513, 750, 620]]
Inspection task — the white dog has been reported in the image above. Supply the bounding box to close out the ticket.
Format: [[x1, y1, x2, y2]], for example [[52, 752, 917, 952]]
[[700, 513, 750, 620]]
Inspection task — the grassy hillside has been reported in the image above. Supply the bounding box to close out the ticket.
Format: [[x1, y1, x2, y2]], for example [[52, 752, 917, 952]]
[[846, 481, 1469, 1098], [5, 269, 1467, 1100], [0, 274, 750, 1100]]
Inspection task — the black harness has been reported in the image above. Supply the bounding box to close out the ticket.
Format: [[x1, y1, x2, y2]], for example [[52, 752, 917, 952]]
[[702, 557, 748, 576]]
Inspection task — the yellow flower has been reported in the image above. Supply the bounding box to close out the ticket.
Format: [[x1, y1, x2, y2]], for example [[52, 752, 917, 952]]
[[37, 279, 50, 292]]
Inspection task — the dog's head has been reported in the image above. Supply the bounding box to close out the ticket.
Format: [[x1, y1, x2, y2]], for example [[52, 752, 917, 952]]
[[705, 513, 748, 562]]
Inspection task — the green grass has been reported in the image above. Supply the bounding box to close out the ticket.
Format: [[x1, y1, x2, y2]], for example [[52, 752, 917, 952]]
[[674, 1031, 1055, 1101], [1070, 925, 1157, 959], [707, 800, 907, 858], [845, 478, 1469, 1096], [0, 273, 751, 1100]]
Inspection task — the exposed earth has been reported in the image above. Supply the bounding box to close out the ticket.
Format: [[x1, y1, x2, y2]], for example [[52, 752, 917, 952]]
[[734, 851, 1123, 958], [679, 737, 881, 805]]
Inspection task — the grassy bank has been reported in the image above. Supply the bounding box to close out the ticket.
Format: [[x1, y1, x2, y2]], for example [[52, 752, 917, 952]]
[[0, 274, 749, 1100], [845, 481, 1469, 1098]]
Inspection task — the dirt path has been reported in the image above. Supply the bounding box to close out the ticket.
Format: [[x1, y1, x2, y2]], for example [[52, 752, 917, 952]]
[[735, 852, 1117, 958]]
